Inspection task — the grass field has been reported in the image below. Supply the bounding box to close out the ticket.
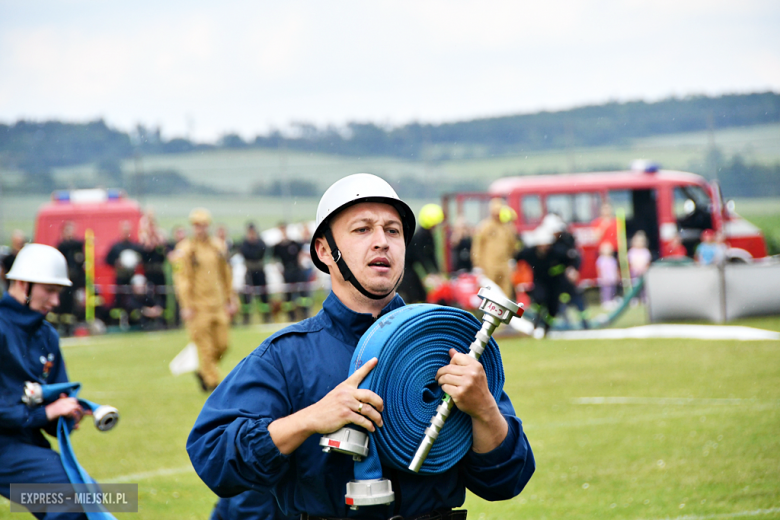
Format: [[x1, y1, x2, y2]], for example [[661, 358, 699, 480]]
[[1, 308, 778, 520]]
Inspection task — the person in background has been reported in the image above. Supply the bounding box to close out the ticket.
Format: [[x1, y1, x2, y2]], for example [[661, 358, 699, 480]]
[[166, 225, 189, 328], [627, 231, 652, 304], [664, 233, 688, 258], [398, 203, 444, 304], [139, 210, 169, 312], [173, 208, 238, 392], [239, 223, 271, 325], [449, 216, 473, 273], [295, 223, 316, 319], [596, 242, 620, 308], [627, 230, 652, 285], [592, 202, 618, 251], [216, 224, 234, 254], [695, 229, 725, 266], [127, 274, 165, 331], [272, 223, 307, 322], [55, 222, 85, 336], [1, 230, 27, 292], [105, 221, 140, 317], [471, 198, 516, 297], [542, 214, 588, 329], [515, 226, 560, 338], [0, 244, 90, 519]]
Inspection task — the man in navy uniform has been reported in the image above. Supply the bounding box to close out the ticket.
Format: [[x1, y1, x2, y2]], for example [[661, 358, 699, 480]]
[[0, 244, 90, 519], [187, 174, 534, 519]]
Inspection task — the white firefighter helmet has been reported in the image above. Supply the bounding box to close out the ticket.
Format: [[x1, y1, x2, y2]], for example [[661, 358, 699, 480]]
[[531, 227, 556, 247], [541, 213, 567, 234], [6, 243, 72, 286], [311, 173, 415, 274], [119, 249, 141, 270]]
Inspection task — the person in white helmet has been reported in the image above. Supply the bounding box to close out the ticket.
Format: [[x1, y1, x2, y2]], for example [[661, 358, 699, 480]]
[[188, 174, 534, 520], [0, 243, 90, 519]]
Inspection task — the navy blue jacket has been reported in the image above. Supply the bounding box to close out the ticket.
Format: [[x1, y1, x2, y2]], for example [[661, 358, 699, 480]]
[[187, 292, 534, 518], [0, 293, 68, 447]]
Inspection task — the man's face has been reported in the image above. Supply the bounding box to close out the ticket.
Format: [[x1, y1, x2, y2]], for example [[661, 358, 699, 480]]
[[323, 202, 405, 297], [11, 233, 25, 251], [120, 222, 132, 240], [193, 222, 209, 240], [62, 223, 75, 240], [28, 283, 63, 315]]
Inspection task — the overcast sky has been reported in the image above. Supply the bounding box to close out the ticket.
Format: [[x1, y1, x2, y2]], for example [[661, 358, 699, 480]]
[[1, 0, 779, 142]]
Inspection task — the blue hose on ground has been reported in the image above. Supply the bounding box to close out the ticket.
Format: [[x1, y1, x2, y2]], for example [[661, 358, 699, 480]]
[[348, 304, 505, 480], [32, 383, 118, 520]]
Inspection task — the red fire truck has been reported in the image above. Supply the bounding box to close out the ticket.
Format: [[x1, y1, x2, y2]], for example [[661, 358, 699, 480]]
[[34, 189, 142, 306], [442, 163, 767, 286]]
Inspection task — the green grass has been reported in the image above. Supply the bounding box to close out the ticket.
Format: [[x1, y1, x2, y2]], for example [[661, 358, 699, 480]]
[[1, 311, 778, 519]]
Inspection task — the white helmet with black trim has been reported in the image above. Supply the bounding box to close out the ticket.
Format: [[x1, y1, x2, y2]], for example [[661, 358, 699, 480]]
[[6, 243, 72, 287], [311, 173, 415, 299]]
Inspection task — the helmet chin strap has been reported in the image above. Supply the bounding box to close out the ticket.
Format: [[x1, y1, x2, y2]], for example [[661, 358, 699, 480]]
[[323, 227, 404, 301], [25, 282, 34, 307]]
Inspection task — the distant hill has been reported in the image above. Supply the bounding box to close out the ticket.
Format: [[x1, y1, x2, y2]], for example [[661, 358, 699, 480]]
[[1, 92, 779, 196], [255, 92, 780, 159]]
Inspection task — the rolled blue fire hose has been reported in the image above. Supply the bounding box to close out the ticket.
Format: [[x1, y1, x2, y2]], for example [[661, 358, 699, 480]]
[[28, 382, 118, 520], [349, 304, 505, 480]]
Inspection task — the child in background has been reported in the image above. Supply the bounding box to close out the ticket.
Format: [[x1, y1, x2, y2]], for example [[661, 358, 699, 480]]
[[627, 231, 652, 303], [596, 241, 619, 308], [664, 233, 688, 257], [628, 231, 652, 279], [695, 229, 725, 265]]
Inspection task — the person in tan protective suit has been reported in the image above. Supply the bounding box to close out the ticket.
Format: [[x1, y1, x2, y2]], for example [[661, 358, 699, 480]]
[[471, 198, 517, 298], [173, 208, 238, 392]]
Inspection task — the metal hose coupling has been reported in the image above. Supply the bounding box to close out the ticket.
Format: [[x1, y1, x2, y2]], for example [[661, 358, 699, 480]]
[[93, 405, 120, 432], [21, 381, 120, 432], [320, 427, 370, 461], [408, 287, 522, 473]]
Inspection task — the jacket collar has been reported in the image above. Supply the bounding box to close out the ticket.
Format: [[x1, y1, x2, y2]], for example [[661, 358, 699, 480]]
[[0, 292, 46, 332], [321, 291, 405, 346]]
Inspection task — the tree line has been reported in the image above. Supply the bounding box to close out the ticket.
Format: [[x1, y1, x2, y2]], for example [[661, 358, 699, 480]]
[[1, 92, 779, 195]]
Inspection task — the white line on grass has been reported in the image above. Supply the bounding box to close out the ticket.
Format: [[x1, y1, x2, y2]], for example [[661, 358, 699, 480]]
[[573, 397, 776, 406], [108, 465, 195, 483], [529, 403, 779, 431], [547, 324, 780, 341], [645, 506, 780, 520]]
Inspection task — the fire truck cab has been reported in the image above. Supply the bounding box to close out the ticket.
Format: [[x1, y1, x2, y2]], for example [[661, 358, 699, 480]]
[[34, 189, 142, 306], [443, 164, 767, 286]]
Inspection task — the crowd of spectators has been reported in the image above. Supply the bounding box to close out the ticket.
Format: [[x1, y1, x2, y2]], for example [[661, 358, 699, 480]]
[[429, 198, 723, 337], [0, 210, 318, 337], [0, 199, 727, 339]]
